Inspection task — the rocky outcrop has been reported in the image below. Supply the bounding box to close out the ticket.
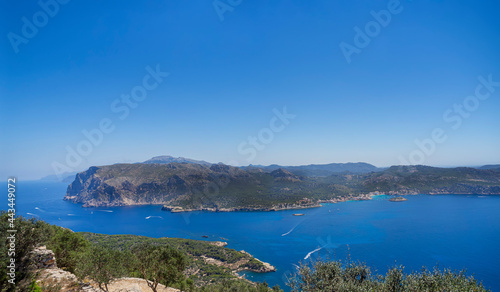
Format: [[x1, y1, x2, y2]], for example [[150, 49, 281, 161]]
[[36, 268, 94, 292], [208, 241, 228, 247], [28, 246, 57, 270], [27, 246, 99, 292], [27, 246, 180, 292]]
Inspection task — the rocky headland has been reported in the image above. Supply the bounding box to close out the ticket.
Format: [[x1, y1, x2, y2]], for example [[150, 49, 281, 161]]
[[64, 161, 500, 211]]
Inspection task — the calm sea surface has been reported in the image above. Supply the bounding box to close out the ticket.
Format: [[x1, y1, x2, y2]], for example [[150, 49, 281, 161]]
[[8, 180, 500, 291]]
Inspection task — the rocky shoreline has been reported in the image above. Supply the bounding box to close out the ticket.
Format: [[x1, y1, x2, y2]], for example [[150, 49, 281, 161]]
[[160, 192, 409, 213], [318, 192, 376, 204], [67, 190, 499, 210], [161, 202, 322, 213], [70, 192, 422, 212]]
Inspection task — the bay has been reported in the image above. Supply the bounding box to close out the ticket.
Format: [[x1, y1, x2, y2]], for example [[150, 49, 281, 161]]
[[8, 180, 500, 291]]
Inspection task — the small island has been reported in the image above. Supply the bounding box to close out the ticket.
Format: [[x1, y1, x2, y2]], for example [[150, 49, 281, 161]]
[[389, 197, 408, 202]]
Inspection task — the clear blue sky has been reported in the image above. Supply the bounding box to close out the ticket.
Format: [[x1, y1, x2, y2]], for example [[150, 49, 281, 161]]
[[1, 0, 499, 180]]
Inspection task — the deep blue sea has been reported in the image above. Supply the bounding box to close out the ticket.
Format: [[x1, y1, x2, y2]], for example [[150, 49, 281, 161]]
[[7, 180, 500, 291]]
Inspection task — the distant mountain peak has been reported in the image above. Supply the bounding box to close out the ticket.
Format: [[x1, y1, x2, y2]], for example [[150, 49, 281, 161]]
[[143, 155, 212, 165], [243, 162, 381, 177], [270, 168, 295, 177], [270, 168, 301, 181]]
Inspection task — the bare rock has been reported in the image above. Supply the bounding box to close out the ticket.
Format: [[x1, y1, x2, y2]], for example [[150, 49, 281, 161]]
[[28, 246, 57, 270]]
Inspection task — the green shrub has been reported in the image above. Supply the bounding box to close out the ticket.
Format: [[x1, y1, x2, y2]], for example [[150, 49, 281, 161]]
[[287, 258, 490, 292], [76, 244, 126, 291], [48, 228, 90, 273], [28, 280, 42, 292]]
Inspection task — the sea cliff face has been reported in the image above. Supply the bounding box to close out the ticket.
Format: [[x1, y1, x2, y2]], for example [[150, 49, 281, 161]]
[[63, 163, 313, 208], [64, 164, 200, 207]]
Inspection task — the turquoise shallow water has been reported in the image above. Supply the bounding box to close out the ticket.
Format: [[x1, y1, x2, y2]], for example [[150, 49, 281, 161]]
[[8, 181, 500, 291]]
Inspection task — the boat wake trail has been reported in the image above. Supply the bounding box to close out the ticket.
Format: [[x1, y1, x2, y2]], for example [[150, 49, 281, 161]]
[[304, 247, 322, 260], [27, 213, 39, 217], [35, 207, 45, 212], [145, 216, 163, 219], [98, 210, 113, 213], [281, 225, 297, 236]]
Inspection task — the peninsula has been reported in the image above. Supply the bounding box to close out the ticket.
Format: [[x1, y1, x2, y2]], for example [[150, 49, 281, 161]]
[[63, 157, 500, 211]]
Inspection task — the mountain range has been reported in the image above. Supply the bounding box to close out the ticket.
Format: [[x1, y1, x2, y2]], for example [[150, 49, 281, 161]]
[[243, 162, 382, 176], [142, 155, 212, 166], [63, 156, 500, 210]]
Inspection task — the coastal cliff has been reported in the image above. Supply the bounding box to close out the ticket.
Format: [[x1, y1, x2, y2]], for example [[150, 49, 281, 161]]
[[63, 163, 331, 209]]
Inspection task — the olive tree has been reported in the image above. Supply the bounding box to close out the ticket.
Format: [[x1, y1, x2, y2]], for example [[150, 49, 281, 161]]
[[76, 244, 125, 291], [131, 242, 187, 292]]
